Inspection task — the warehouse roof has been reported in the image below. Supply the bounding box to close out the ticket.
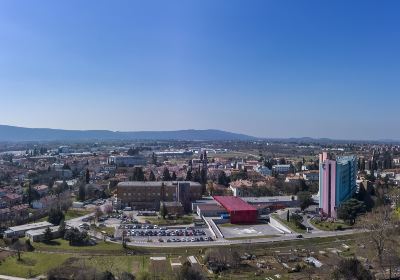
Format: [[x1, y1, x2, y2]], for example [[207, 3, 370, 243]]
[[213, 196, 257, 212]]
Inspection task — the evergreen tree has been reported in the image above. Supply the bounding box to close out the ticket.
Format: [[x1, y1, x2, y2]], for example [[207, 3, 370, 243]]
[[85, 169, 90, 184], [58, 219, 66, 236], [162, 167, 171, 181], [151, 152, 157, 165], [48, 208, 65, 225], [148, 170, 156, 181], [217, 171, 230, 186], [78, 182, 86, 201], [186, 170, 193, 181], [171, 171, 177, 181], [43, 227, 53, 243], [131, 167, 145, 181]]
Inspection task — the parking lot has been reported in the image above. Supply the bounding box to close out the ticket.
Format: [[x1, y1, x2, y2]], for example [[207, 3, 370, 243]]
[[117, 224, 215, 243]]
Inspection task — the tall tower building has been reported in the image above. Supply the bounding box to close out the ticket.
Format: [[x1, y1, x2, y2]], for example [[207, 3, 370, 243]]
[[319, 152, 357, 218]]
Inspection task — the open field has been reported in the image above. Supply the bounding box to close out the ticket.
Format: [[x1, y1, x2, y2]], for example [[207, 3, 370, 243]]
[[0, 252, 70, 278], [0, 233, 366, 279], [32, 238, 124, 254]]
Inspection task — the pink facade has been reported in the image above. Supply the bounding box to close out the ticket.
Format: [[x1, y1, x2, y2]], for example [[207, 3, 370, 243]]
[[320, 152, 337, 218]]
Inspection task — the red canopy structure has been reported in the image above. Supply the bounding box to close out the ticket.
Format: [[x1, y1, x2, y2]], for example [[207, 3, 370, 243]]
[[213, 196, 258, 224]]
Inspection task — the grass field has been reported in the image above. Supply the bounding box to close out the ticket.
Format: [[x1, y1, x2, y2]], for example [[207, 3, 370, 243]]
[[272, 215, 307, 233], [64, 209, 92, 220], [33, 238, 123, 253], [90, 225, 116, 236], [0, 252, 70, 278], [310, 219, 352, 231], [0, 252, 149, 278], [145, 215, 194, 226]]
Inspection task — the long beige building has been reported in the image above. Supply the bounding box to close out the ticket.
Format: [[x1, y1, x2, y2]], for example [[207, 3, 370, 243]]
[[116, 181, 202, 211]]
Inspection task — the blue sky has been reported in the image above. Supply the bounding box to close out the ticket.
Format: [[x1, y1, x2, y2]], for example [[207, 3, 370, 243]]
[[0, 0, 399, 140]]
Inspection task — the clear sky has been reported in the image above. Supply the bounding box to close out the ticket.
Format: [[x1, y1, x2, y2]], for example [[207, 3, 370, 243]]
[[0, 0, 399, 140]]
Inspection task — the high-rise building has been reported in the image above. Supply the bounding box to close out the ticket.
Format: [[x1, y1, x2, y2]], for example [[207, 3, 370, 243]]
[[319, 152, 357, 218]]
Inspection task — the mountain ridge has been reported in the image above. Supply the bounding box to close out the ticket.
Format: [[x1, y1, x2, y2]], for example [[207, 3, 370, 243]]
[[0, 125, 257, 142]]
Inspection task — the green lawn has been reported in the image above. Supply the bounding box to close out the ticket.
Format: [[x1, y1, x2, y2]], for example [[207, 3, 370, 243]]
[[310, 219, 351, 231], [272, 215, 307, 233], [0, 252, 149, 278], [90, 225, 116, 236], [145, 215, 194, 226], [0, 252, 70, 278], [64, 209, 92, 220], [33, 238, 124, 253]]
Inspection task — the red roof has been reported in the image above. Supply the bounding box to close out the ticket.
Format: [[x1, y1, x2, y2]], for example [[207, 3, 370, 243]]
[[213, 196, 257, 212]]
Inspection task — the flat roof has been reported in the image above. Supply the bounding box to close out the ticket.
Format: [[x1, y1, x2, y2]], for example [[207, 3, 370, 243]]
[[118, 181, 201, 188], [8, 221, 53, 232], [213, 196, 257, 212], [197, 204, 226, 211], [243, 196, 297, 203]]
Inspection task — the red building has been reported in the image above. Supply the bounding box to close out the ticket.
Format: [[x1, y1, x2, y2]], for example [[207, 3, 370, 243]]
[[213, 196, 258, 224]]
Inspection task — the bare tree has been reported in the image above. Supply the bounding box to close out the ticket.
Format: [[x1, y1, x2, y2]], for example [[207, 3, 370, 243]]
[[360, 206, 399, 268], [10, 239, 25, 261]]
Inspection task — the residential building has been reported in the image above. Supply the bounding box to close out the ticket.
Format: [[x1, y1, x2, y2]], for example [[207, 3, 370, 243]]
[[319, 152, 357, 218], [254, 165, 272, 176], [272, 164, 293, 174]]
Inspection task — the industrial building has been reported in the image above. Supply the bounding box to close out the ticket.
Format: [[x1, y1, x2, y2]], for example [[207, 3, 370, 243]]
[[213, 196, 258, 224], [4, 221, 53, 238]]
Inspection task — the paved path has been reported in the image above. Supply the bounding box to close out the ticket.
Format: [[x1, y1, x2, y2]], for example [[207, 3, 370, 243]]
[[0, 275, 44, 280]]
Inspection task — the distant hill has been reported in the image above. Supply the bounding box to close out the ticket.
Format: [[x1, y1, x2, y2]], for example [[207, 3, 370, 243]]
[[0, 125, 257, 142]]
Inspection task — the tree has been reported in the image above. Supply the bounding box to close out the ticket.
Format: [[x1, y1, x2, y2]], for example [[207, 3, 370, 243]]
[[95, 206, 103, 221], [131, 167, 145, 181], [85, 169, 90, 184], [103, 204, 114, 215], [171, 171, 177, 181], [217, 171, 230, 186], [58, 219, 66, 236], [290, 213, 305, 229], [148, 171, 156, 181], [64, 228, 89, 246], [151, 152, 157, 165], [78, 182, 86, 201], [185, 170, 192, 181], [207, 181, 215, 196], [360, 206, 399, 267], [127, 147, 139, 156], [162, 167, 171, 181], [48, 208, 65, 225], [160, 203, 168, 219], [177, 261, 204, 280], [337, 199, 366, 225], [120, 272, 135, 280], [230, 169, 247, 181], [332, 257, 374, 280], [11, 239, 25, 261], [43, 227, 53, 243], [297, 191, 314, 211]]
